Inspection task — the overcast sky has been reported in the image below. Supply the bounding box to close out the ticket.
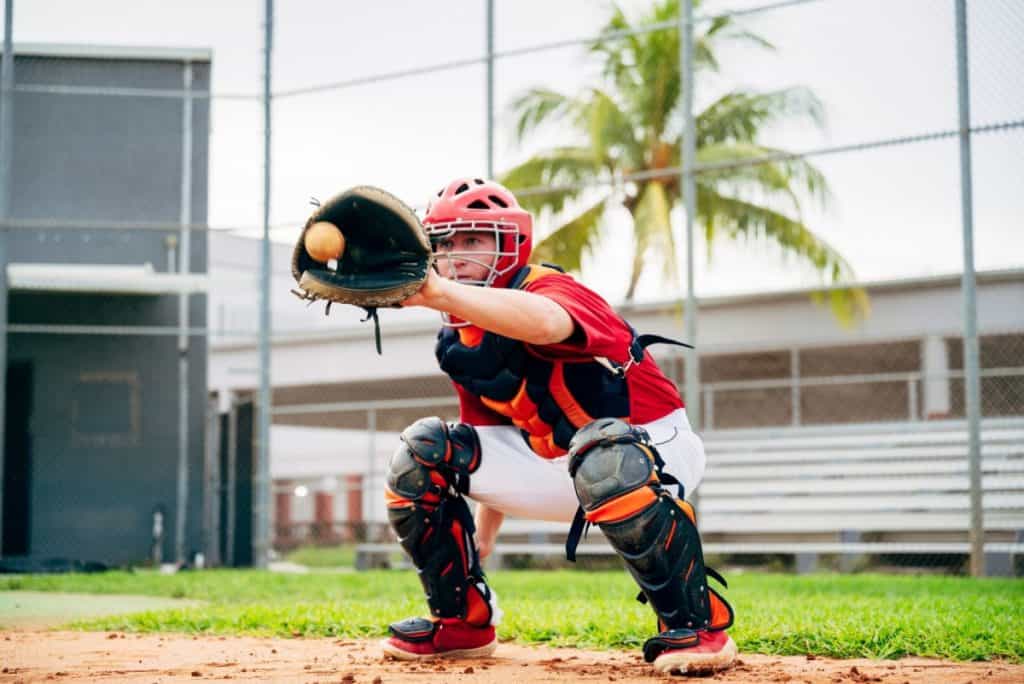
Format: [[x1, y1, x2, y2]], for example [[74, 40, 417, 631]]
[[8, 0, 1023, 305]]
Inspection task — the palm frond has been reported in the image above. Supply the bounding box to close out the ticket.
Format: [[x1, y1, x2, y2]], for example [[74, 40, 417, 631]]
[[589, 4, 643, 101], [810, 287, 872, 326], [499, 147, 605, 216], [578, 88, 644, 168], [696, 88, 825, 146], [718, 28, 776, 51], [627, 181, 675, 299], [697, 188, 867, 321], [696, 142, 832, 213], [705, 13, 777, 53], [697, 188, 851, 284], [531, 198, 610, 273], [510, 88, 577, 143]]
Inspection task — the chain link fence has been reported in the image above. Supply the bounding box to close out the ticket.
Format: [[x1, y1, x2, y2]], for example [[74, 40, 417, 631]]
[[2, 0, 1021, 574]]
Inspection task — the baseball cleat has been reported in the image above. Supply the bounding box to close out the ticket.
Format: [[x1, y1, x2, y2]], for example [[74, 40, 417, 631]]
[[381, 617, 497, 661], [645, 628, 737, 675]]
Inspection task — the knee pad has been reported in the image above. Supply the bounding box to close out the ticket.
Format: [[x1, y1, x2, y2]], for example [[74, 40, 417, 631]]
[[385, 417, 494, 626], [387, 416, 481, 500], [568, 418, 732, 634]]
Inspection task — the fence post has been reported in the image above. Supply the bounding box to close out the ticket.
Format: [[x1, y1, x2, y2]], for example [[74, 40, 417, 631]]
[[907, 377, 920, 421], [679, 0, 700, 431], [485, 0, 495, 178], [255, 0, 275, 570], [702, 387, 714, 431], [954, 0, 984, 577], [225, 396, 238, 567], [0, 0, 13, 559], [791, 348, 801, 426], [174, 60, 193, 566]]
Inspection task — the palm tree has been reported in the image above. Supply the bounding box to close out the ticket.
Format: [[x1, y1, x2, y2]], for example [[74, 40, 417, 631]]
[[501, 0, 864, 317]]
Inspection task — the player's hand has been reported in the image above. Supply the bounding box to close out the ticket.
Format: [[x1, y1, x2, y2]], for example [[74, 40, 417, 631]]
[[473, 504, 504, 560], [400, 267, 447, 309], [475, 532, 496, 560]]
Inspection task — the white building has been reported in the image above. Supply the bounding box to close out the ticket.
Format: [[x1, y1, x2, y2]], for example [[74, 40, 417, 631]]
[[206, 232, 1024, 542]]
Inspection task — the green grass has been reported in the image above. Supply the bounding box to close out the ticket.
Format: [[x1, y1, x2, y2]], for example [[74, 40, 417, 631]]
[[281, 544, 357, 568], [2, 570, 1021, 662]]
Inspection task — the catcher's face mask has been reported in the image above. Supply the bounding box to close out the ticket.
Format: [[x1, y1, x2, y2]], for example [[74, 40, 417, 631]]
[[428, 223, 520, 287], [427, 223, 521, 327]]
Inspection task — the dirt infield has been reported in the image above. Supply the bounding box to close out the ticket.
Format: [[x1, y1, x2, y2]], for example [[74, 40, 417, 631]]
[[1, 631, 1021, 684]]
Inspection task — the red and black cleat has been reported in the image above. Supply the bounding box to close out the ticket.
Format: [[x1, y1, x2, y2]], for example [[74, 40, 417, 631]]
[[381, 617, 497, 661], [643, 627, 737, 675]]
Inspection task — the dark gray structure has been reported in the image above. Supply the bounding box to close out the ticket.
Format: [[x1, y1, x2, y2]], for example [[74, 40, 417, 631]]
[[1, 45, 210, 567]]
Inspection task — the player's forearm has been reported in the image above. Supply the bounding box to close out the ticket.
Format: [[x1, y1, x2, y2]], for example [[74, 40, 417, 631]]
[[432, 277, 574, 344]]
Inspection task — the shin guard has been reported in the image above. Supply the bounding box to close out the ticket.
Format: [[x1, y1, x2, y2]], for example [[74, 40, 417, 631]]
[[568, 419, 733, 636], [385, 417, 496, 627]]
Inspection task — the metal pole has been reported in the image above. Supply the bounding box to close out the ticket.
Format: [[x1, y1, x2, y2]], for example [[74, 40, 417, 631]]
[[255, 0, 274, 569], [954, 0, 984, 577], [0, 0, 12, 557], [367, 408, 376, 534], [679, 0, 700, 430], [486, 0, 495, 178], [174, 61, 193, 566], [203, 395, 222, 567], [225, 396, 238, 567], [791, 348, 801, 426]]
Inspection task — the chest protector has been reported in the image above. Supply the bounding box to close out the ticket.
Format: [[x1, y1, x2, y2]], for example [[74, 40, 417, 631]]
[[435, 265, 636, 459]]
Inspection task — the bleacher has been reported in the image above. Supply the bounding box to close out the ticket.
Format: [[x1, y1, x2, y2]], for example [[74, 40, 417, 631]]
[[697, 417, 1024, 573], [356, 417, 1024, 574]]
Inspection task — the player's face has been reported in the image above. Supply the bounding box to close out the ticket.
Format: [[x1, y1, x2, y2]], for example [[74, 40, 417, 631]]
[[434, 231, 499, 283]]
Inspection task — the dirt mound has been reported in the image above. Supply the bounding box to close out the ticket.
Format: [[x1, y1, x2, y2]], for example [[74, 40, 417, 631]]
[[1, 631, 1019, 683]]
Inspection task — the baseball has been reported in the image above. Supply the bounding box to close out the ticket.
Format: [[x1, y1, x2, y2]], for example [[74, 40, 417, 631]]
[[305, 221, 346, 262]]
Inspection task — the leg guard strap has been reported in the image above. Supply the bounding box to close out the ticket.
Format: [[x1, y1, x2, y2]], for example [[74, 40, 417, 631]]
[[388, 617, 436, 643]]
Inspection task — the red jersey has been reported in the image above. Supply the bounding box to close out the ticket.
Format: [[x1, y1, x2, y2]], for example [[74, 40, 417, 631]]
[[455, 272, 683, 427]]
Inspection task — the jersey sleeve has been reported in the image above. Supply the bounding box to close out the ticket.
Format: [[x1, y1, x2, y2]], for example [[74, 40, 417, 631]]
[[454, 382, 508, 426], [524, 273, 633, 359]]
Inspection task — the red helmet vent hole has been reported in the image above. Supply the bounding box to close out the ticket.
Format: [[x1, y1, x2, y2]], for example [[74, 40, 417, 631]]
[[488, 195, 508, 208], [455, 183, 470, 194], [467, 199, 490, 209]]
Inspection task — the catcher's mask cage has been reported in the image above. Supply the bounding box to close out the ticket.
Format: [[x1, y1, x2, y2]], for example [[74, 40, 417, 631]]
[[426, 220, 522, 327], [423, 177, 533, 328]]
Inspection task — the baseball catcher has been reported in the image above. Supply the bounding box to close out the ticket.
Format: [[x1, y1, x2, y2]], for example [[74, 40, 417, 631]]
[[291, 178, 735, 675]]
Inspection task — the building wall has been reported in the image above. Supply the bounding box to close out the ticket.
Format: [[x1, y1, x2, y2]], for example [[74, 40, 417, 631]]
[[210, 266, 1024, 394], [3, 50, 210, 565], [210, 266, 1023, 435]]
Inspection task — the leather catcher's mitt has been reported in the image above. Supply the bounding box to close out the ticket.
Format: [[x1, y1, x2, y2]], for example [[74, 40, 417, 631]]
[[291, 186, 432, 353]]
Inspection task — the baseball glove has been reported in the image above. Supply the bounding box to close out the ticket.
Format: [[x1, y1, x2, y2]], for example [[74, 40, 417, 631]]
[[291, 185, 432, 353]]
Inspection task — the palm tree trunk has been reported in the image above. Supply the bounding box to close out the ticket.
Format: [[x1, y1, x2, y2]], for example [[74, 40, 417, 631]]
[[625, 240, 644, 301]]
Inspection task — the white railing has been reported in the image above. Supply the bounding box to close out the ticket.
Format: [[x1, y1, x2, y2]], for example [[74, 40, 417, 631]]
[[699, 366, 1024, 430]]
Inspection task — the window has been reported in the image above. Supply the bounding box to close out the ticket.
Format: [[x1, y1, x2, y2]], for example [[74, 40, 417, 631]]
[[71, 371, 141, 447]]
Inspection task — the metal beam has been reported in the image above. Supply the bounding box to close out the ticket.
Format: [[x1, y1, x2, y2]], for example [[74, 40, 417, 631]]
[[174, 61, 194, 566], [679, 0, 700, 430], [486, 0, 495, 178], [0, 0, 14, 559], [954, 0, 984, 577], [255, 0, 274, 569]]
